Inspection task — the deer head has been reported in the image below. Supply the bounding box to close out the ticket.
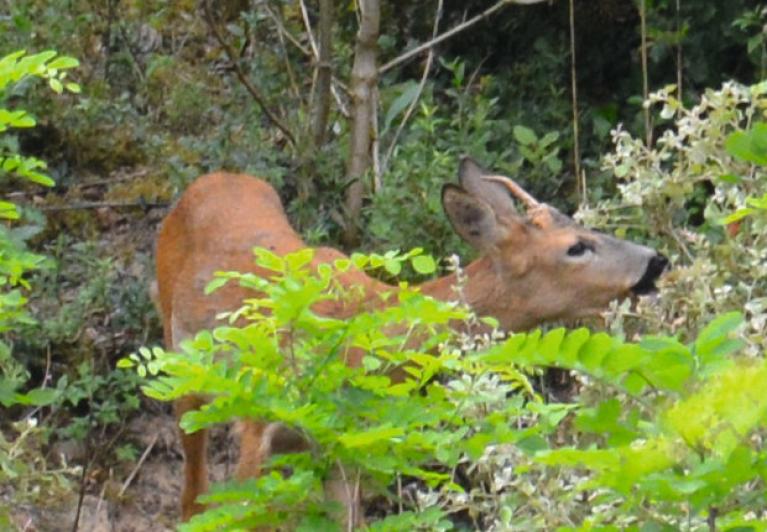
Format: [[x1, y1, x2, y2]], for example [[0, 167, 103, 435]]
[[439, 157, 667, 330]]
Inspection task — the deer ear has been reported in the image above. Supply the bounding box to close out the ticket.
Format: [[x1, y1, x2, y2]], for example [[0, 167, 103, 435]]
[[458, 156, 519, 219], [442, 184, 506, 250]]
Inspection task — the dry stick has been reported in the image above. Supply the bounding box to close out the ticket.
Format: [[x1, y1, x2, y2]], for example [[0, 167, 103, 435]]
[[379, 0, 547, 74], [675, 0, 683, 97], [37, 200, 168, 212], [371, 85, 382, 190], [118, 433, 159, 498], [273, 12, 301, 100], [299, 0, 320, 112], [71, 425, 127, 531], [381, 0, 444, 175], [263, 3, 350, 118], [639, 0, 652, 147], [299, 0, 320, 58], [568, 0, 584, 205], [202, 0, 296, 146]]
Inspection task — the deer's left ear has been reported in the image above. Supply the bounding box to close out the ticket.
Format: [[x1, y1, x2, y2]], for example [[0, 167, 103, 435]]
[[442, 184, 508, 250]]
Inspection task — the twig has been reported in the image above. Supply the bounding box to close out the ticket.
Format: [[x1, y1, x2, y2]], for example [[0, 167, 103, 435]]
[[568, 0, 584, 205], [118, 433, 159, 497], [36, 200, 168, 212], [298, 0, 320, 58], [372, 85, 381, 189], [262, 3, 351, 117], [22, 344, 53, 424], [94, 481, 107, 516], [202, 0, 297, 146], [273, 7, 300, 99], [675, 0, 683, 96], [263, 4, 311, 56], [379, 0, 547, 74], [381, 0, 443, 174], [639, 0, 652, 146], [117, 23, 146, 83]]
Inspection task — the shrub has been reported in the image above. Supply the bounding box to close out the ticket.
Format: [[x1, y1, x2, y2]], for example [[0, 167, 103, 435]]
[[579, 81, 767, 352], [0, 49, 80, 516], [121, 248, 564, 530]]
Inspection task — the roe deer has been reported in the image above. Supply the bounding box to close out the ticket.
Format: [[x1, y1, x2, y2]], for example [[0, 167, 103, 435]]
[[155, 157, 667, 523]]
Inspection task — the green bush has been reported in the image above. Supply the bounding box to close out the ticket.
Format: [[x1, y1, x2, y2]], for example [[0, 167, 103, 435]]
[[121, 248, 563, 530], [579, 81, 767, 351], [0, 48, 80, 516], [123, 245, 767, 530]]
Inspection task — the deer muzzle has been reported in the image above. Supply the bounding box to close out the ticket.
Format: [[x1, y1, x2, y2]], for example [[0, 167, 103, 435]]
[[630, 253, 669, 295]]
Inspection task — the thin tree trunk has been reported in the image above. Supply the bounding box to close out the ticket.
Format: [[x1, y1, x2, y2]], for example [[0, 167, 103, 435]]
[[313, 0, 333, 147], [639, 0, 652, 147], [343, 0, 380, 247]]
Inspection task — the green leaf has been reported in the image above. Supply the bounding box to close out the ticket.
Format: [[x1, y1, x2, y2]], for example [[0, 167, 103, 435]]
[[559, 328, 590, 367], [338, 425, 405, 449], [719, 208, 755, 225], [48, 56, 80, 70], [19, 387, 59, 406], [0, 201, 20, 220], [48, 77, 63, 94], [410, 254, 436, 275], [383, 258, 401, 276], [384, 81, 420, 132], [513, 125, 537, 146], [539, 130, 559, 148], [577, 332, 613, 373], [116, 357, 134, 368], [725, 124, 767, 166], [286, 248, 314, 271], [205, 277, 229, 294], [693, 311, 744, 370], [253, 247, 285, 273]]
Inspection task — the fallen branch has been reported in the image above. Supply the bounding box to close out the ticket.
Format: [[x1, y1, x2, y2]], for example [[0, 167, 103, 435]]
[[203, 0, 297, 146], [36, 200, 168, 212], [118, 434, 159, 498], [379, 0, 549, 74]]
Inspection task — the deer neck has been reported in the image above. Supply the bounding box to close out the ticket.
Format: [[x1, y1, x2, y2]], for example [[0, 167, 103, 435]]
[[417, 256, 528, 332]]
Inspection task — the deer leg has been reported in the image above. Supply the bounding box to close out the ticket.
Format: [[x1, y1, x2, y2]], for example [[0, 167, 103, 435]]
[[234, 420, 270, 480], [325, 464, 364, 530], [175, 395, 209, 521]]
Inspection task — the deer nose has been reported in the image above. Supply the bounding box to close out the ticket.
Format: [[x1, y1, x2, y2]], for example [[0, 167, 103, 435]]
[[630, 253, 668, 295], [648, 253, 669, 278]]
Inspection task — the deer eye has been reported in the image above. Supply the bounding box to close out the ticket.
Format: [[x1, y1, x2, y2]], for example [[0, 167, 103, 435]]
[[567, 241, 593, 257]]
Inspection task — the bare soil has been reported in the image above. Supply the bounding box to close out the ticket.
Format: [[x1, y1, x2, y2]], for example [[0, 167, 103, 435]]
[[10, 414, 239, 532]]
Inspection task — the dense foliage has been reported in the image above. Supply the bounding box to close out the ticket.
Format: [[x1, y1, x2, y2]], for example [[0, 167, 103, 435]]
[[0, 0, 765, 530], [0, 49, 80, 525], [123, 247, 766, 530]]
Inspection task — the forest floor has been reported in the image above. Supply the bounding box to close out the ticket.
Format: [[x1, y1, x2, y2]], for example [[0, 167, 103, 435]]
[[6, 169, 218, 532], [10, 414, 239, 532]]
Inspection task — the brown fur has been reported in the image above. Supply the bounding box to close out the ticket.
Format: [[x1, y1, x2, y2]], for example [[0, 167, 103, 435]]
[[155, 159, 665, 524]]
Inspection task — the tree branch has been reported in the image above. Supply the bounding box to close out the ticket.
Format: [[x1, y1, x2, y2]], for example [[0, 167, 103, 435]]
[[262, 3, 350, 117], [203, 0, 296, 146], [313, 0, 334, 147], [379, 0, 549, 74], [381, 0, 444, 174], [568, 0, 583, 204], [37, 200, 168, 212]]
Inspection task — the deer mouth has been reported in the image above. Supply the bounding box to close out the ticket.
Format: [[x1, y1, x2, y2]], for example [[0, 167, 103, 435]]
[[630, 254, 669, 295]]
